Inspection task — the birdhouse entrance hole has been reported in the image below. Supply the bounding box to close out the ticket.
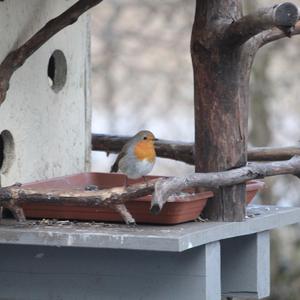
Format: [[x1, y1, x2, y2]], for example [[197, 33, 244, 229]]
[[47, 49, 67, 92], [0, 130, 15, 173]]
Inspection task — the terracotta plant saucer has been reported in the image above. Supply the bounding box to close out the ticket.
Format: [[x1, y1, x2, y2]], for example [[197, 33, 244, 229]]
[[20, 172, 265, 225]]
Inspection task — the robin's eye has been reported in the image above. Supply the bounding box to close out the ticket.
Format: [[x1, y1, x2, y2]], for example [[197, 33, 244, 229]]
[[143, 137, 147, 140]]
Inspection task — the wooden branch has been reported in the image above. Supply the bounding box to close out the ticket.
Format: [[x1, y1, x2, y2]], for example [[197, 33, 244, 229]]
[[4, 203, 26, 222], [151, 156, 300, 216], [0, 0, 103, 105], [248, 146, 300, 161], [257, 20, 300, 48], [0, 180, 156, 224], [114, 204, 136, 225], [92, 133, 194, 164], [92, 133, 300, 163], [222, 3, 299, 46], [2, 156, 300, 223]]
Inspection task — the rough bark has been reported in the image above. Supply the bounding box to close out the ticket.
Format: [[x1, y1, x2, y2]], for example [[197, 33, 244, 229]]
[[92, 134, 300, 163], [191, 0, 248, 221], [0, 0, 103, 105], [190, 1, 299, 221]]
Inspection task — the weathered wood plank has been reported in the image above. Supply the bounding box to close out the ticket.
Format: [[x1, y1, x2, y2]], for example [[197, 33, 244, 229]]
[[0, 243, 220, 300]]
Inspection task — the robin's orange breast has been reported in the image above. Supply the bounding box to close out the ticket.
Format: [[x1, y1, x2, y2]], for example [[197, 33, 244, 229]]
[[134, 141, 156, 162]]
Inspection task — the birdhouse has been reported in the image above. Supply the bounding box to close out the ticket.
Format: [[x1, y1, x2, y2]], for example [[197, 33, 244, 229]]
[[0, 1, 90, 187]]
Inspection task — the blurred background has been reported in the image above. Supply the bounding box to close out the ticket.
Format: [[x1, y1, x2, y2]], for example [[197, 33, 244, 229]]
[[91, 0, 300, 299]]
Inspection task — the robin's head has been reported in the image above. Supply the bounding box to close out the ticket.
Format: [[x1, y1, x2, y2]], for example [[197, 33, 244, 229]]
[[134, 130, 157, 142]]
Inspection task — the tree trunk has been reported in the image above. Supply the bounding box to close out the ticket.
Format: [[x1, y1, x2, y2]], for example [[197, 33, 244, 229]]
[[191, 0, 251, 221]]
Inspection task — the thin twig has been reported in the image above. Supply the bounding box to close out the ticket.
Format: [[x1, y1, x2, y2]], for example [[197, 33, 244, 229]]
[[257, 20, 300, 48], [0, 0, 103, 104]]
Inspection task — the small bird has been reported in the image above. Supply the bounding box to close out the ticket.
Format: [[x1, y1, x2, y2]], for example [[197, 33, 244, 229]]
[[110, 130, 157, 185]]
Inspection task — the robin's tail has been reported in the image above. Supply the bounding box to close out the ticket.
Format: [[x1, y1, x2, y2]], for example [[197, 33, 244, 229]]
[[110, 162, 118, 173], [110, 152, 124, 173]]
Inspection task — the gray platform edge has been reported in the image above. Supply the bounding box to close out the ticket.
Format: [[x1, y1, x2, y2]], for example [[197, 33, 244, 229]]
[[0, 205, 299, 252]]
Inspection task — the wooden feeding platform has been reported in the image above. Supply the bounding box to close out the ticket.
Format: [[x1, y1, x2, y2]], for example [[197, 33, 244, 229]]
[[0, 205, 299, 299]]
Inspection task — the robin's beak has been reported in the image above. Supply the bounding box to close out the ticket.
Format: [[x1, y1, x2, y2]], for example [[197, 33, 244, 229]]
[[153, 138, 158, 142]]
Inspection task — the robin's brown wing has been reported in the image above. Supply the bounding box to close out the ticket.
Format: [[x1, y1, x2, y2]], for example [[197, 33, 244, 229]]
[[110, 139, 133, 172]]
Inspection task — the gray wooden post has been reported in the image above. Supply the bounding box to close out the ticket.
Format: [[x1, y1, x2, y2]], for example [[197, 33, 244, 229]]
[[222, 231, 270, 298]]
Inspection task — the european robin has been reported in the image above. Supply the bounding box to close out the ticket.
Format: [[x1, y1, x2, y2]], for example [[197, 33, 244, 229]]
[[110, 130, 157, 184]]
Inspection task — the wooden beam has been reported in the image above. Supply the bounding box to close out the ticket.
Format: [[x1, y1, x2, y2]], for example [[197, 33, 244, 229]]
[[92, 133, 300, 163]]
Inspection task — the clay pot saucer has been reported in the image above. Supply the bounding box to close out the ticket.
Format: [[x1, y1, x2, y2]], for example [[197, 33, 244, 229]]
[[20, 172, 265, 225]]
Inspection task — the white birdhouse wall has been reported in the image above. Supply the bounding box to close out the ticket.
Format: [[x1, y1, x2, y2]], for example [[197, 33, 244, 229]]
[[0, 0, 91, 186]]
